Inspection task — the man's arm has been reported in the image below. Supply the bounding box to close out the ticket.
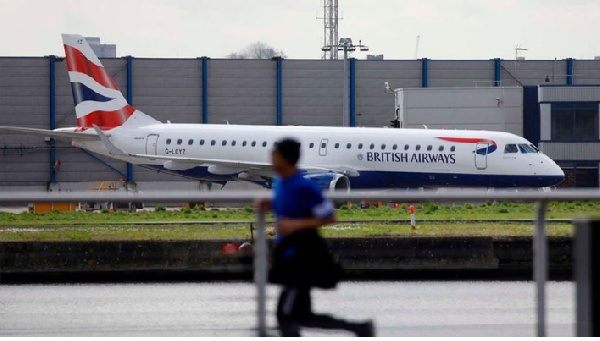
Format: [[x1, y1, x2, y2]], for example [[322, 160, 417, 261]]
[[277, 214, 336, 236], [278, 193, 336, 236]]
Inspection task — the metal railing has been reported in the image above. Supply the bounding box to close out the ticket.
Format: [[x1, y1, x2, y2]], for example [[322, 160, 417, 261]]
[[2, 189, 600, 337]]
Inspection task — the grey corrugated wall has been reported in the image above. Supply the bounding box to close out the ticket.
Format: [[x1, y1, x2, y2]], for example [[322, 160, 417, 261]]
[[2, 57, 600, 187]]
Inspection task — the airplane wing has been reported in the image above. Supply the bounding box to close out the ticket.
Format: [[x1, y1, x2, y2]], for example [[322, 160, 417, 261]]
[[92, 125, 359, 177], [0, 126, 101, 141]]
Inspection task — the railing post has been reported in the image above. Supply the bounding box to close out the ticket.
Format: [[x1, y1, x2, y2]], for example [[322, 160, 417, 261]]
[[49, 55, 56, 184], [254, 209, 268, 336], [534, 201, 547, 337]]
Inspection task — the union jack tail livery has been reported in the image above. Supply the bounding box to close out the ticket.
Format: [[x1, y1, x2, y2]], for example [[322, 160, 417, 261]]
[[62, 34, 156, 130]]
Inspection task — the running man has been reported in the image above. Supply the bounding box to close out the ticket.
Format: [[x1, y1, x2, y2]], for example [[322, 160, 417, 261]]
[[256, 138, 374, 337]]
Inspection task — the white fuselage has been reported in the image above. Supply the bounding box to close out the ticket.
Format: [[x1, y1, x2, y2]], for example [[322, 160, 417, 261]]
[[68, 124, 565, 189]]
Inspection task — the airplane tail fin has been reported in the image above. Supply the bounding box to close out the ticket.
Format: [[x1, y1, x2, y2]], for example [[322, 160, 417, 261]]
[[62, 34, 158, 130]]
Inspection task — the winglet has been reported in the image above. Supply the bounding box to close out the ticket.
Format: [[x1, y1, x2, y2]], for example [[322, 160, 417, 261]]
[[92, 124, 124, 156]]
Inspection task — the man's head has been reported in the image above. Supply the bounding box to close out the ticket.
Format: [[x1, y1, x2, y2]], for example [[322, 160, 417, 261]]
[[272, 138, 301, 177]]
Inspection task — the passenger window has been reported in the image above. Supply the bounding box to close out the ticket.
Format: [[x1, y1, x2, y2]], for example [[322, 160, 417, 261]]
[[211, 140, 216, 146], [242, 141, 247, 147], [416, 145, 421, 151], [358, 143, 363, 149], [222, 140, 227, 146], [321, 142, 326, 148], [504, 144, 518, 153], [393, 144, 398, 150], [262, 141, 267, 147], [309, 143, 314, 148], [346, 143, 352, 149], [251, 141, 256, 147], [404, 144, 409, 150], [439, 146, 444, 152], [199, 139, 205, 146], [427, 145, 432, 151], [381, 144, 386, 150], [166, 139, 172, 145], [177, 139, 183, 145], [188, 139, 193, 145], [334, 143, 339, 148], [231, 141, 236, 146], [450, 146, 456, 152], [369, 143, 375, 150]]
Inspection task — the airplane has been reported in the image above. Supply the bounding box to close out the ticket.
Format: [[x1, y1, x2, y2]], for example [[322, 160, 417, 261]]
[[0, 34, 565, 191]]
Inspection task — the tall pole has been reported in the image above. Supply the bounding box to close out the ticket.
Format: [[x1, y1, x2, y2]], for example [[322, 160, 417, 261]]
[[342, 46, 349, 126]]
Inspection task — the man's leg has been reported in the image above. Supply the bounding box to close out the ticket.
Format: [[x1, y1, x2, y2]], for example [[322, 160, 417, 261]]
[[276, 287, 301, 336], [297, 287, 375, 337]]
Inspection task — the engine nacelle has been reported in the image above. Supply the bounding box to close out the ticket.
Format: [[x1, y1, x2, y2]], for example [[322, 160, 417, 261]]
[[304, 173, 351, 192]]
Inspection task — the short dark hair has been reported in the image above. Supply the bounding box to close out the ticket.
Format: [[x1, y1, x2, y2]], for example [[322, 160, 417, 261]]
[[273, 138, 301, 166]]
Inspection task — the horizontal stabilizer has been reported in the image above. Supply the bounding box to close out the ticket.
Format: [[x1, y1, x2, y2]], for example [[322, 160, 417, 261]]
[[0, 126, 100, 141]]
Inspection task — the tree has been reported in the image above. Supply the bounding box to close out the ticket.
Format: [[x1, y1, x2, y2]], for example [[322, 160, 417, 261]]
[[226, 41, 286, 59]]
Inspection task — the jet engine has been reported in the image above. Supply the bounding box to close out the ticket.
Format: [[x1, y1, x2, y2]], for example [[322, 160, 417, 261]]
[[304, 173, 351, 192]]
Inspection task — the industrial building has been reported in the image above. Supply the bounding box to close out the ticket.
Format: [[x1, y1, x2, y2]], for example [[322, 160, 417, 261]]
[[1, 55, 599, 190]]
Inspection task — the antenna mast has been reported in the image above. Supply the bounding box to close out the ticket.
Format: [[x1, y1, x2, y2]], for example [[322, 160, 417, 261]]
[[414, 35, 420, 59], [318, 0, 339, 59]]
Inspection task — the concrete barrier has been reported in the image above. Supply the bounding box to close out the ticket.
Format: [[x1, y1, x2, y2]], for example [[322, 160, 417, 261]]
[[0, 237, 572, 283]]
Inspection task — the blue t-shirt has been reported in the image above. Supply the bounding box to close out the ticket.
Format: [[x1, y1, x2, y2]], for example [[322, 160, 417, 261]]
[[272, 171, 334, 244]]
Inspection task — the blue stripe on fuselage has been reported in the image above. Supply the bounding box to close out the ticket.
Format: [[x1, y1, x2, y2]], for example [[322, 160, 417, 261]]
[[145, 165, 564, 188]]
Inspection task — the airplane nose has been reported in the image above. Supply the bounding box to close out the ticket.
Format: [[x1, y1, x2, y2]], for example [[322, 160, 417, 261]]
[[545, 164, 565, 186]]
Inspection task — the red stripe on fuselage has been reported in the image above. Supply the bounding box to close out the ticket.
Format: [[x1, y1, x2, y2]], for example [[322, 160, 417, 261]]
[[64, 44, 120, 90], [76, 105, 135, 129], [436, 137, 497, 146]]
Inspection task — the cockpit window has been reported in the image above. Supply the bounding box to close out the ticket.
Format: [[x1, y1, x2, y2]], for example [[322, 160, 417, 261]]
[[530, 144, 539, 153], [518, 143, 537, 154], [504, 144, 518, 153]]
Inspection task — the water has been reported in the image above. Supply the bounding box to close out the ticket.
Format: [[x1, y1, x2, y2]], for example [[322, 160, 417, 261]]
[[0, 281, 574, 337]]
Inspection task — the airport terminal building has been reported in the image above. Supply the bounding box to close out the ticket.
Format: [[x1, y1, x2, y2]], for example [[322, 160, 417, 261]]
[[1, 54, 599, 190]]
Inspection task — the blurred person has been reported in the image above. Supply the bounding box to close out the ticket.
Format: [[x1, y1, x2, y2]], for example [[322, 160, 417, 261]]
[[256, 138, 374, 337]]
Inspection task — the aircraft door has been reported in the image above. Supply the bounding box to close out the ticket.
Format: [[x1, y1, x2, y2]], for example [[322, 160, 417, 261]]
[[474, 143, 488, 170], [145, 134, 159, 155], [319, 138, 328, 156]]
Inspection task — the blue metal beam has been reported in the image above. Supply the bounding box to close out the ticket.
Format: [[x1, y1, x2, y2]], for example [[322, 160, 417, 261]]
[[422, 58, 429, 88], [566, 58, 574, 86], [49, 55, 56, 183], [125, 55, 133, 182], [276, 57, 283, 126], [349, 58, 356, 127], [494, 58, 501, 87], [201, 56, 209, 124]]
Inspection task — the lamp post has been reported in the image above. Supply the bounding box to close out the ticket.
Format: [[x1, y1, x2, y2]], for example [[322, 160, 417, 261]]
[[322, 38, 369, 126]]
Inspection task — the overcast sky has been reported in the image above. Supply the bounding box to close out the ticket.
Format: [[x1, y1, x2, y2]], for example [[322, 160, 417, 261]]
[[1, 0, 599, 60]]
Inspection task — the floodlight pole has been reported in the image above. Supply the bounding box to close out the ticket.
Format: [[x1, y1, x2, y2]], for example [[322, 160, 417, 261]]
[[342, 44, 349, 127], [323, 38, 368, 127]]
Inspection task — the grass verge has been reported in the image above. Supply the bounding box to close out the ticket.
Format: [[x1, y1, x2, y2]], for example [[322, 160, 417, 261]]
[[1, 201, 596, 241]]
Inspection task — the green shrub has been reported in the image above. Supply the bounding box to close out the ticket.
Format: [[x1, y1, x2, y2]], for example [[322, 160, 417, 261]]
[[182, 207, 192, 214], [464, 203, 473, 210], [498, 208, 509, 214], [100, 208, 109, 214], [424, 203, 439, 214], [154, 205, 166, 212], [243, 206, 254, 213]]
